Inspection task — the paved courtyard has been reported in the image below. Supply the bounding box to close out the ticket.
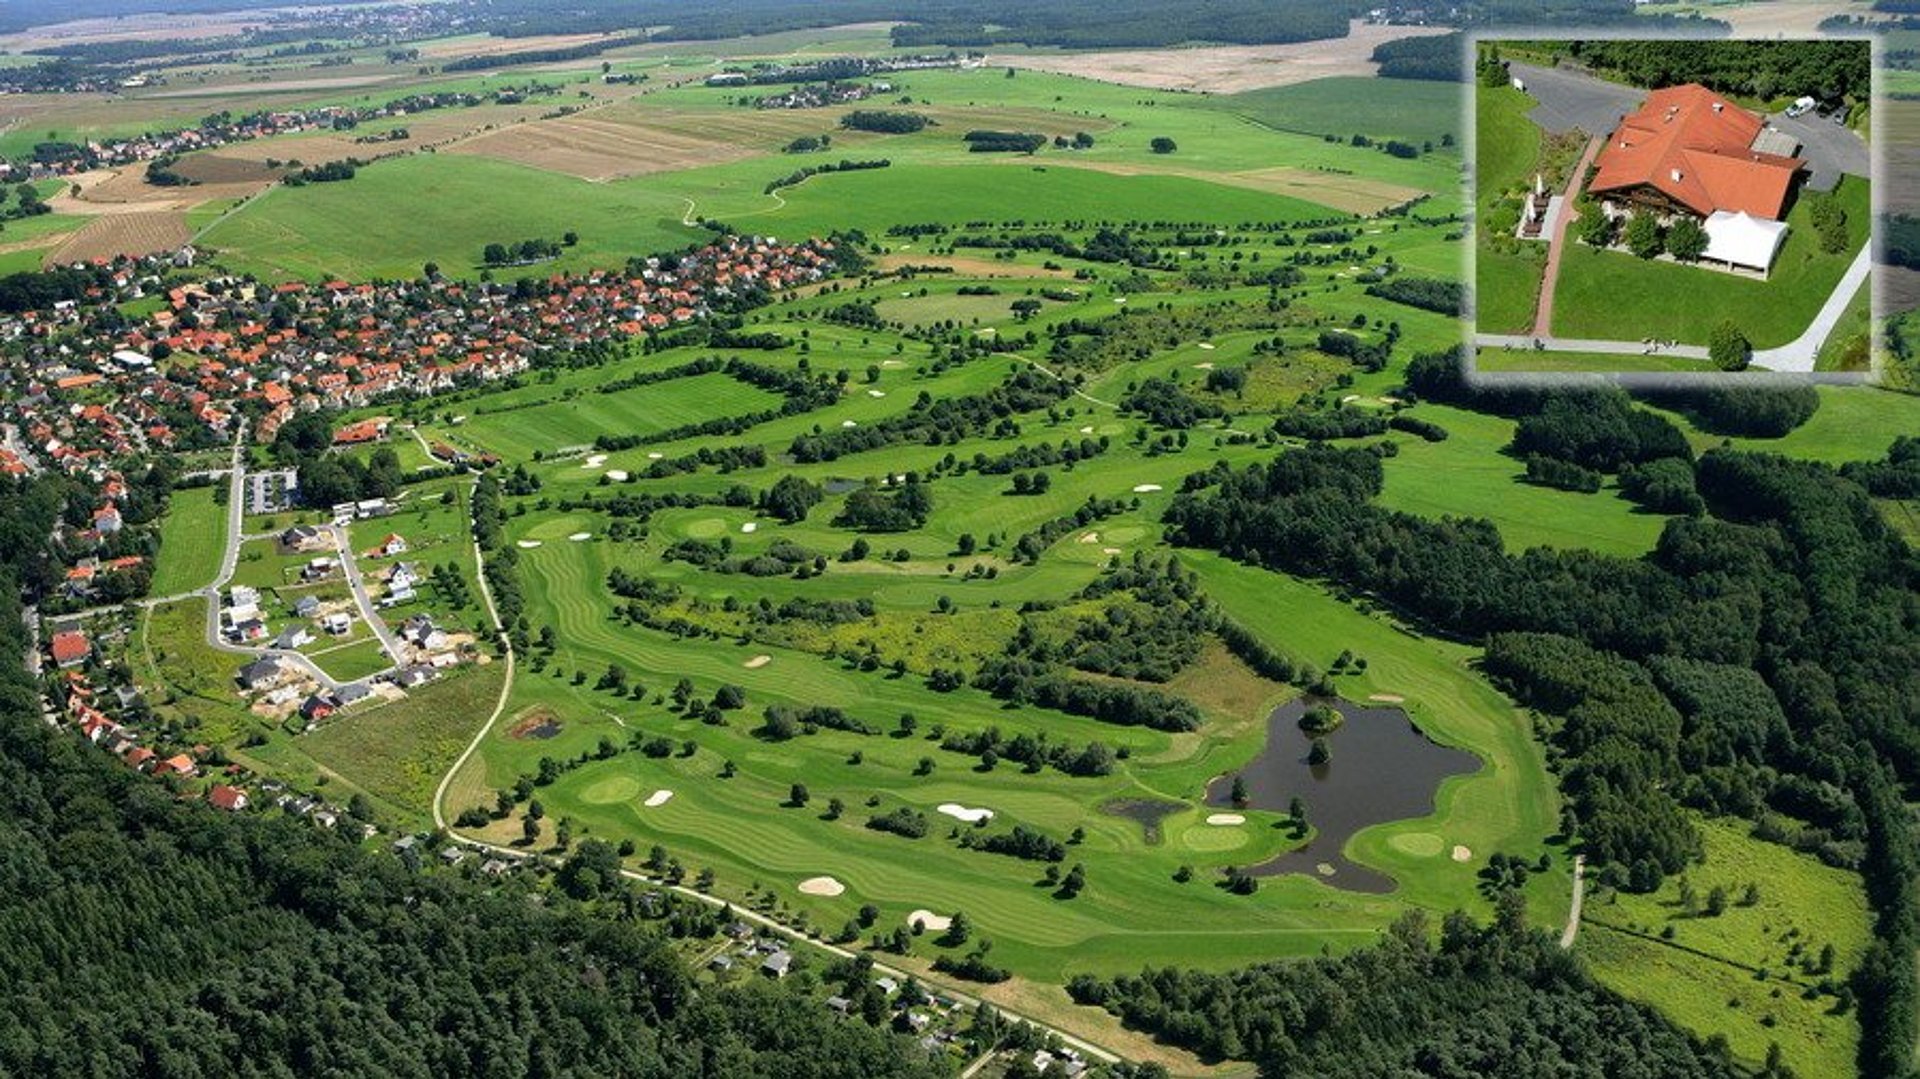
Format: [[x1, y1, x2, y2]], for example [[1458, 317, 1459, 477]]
[[1507, 62, 1647, 138], [1767, 111, 1869, 192]]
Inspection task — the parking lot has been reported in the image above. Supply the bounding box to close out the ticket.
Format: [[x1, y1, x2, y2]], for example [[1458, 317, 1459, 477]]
[[1767, 110, 1869, 192], [1506, 62, 1648, 138]]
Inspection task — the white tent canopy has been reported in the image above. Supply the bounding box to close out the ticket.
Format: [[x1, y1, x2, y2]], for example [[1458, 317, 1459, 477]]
[[1701, 210, 1789, 272]]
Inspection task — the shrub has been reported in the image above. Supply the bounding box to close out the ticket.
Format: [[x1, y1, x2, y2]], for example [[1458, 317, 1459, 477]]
[[1624, 211, 1664, 259], [1709, 320, 1751, 372], [1665, 216, 1707, 262]]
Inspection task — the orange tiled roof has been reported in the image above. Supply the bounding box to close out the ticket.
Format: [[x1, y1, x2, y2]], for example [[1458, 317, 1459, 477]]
[[1590, 84, 1803, 220]]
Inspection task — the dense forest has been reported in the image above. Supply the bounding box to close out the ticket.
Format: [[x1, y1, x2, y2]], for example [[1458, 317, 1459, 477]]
[[1164, 348, 1920, 1077], [1554, 38, 1870, 100]]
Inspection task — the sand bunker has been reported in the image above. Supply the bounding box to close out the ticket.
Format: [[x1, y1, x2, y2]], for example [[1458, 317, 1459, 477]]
[[1078, 532, 1100, 544], [1193, 362, 1215, 370], [740, 522, 758, 533], [744, 654, 772, 669], [568, 532, 592, 541], [583, 454, 607, 468], [798, 875, 845, 897], [1451, 845, 1473, 863], [606, 470, 629, 482], [841, 420, 858, 428], [1102, 547, 1121, 554], [907, 910, 952, 932], [1206, 812, 1246, 826], [1079, 426, 1094, 434], [516, 540, 542, 549], [1198, 342, 1216, 350], [645, 790, 674, 808], [1132, 484, 1163, 493], [1368, 693, 1406, 704], [647, 452, 664, 459], [867, 389, 887, 397], [937, 803, 994, 824]]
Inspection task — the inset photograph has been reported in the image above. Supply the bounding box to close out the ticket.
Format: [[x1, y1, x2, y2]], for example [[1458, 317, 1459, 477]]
[[1470, 38, 1873, 378]]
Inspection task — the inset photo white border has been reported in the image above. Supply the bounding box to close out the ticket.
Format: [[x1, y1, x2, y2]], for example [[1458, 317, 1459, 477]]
[[1462, 30, 1880, 388]]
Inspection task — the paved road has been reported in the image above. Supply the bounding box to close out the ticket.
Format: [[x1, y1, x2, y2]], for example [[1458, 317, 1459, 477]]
[[191, 425, 386, 695], [326, 521, 403, 664], [1475, 333, 1711, 361], [1751, 243, 1873, 373], [1530, 135, 1604, 337], [1508, 62, 1647, 138], [1560, 854, 1587, 949]]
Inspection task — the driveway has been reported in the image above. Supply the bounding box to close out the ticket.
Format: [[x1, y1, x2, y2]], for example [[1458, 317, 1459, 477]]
[[1766, 111, 1868, 192], [1507, 62, 1647, 138]]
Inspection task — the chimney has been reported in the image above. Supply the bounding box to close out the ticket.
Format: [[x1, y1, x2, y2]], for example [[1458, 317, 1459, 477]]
[[1670, 168, 1684, 183], [1712, 102, 1723, 113]]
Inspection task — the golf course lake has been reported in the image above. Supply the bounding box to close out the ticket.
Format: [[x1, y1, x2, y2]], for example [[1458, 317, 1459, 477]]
[[1207, 697, 1480, 893]]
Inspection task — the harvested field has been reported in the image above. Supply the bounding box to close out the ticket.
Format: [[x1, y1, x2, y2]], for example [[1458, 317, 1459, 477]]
[[143, 74, 401, 99], [604, 105, 887, 152], [417, 32, 626, 60], [49, 167, 271, 214], [1024, 159, 1428, 213], [446, 114, 762, 181], [997, 21, 1456, 93], [45, 211, 190, 266], [172, 154, 283, 185]]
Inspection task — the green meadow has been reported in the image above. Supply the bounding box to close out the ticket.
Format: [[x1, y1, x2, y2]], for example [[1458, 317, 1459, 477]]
[[151, 486, 227, 595], [1580, 817, 1870, 1079], [1205, 78, 1462, 146]]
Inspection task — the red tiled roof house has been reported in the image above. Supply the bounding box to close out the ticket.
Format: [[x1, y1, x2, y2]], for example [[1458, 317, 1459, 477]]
[[1589, 84, 1804, 222], [50, 630, 91, 668]]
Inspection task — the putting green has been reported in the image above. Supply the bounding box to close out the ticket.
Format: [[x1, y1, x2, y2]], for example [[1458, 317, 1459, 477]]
[[579, 776, 643, 805], [1179, 825, 1250, 852], [682, 517, 728, 539], [1102, 526, 1147, 544], [1389, 831, 1445, 857]]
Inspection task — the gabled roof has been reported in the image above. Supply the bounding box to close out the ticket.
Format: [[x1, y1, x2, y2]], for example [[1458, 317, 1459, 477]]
[[1590, 84, 1803, 220]]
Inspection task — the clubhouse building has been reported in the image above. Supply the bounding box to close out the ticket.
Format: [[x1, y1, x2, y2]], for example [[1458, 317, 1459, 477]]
[[1589, 83, 1805, 274]]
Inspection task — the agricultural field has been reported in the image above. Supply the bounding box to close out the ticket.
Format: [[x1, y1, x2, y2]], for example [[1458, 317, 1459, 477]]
[[1206, 77, 1462, 146]]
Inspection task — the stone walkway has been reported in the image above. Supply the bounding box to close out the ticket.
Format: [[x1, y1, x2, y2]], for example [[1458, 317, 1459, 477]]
[[1529, 135, 1603, 338]]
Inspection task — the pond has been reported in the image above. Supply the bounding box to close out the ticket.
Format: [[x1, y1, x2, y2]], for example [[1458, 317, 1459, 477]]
[[1205, 697, 1479, 893], [1102, 797, 1185, 845]]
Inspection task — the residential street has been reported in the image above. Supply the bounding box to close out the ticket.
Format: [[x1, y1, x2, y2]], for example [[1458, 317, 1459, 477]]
[[326, 521, 403, 664]]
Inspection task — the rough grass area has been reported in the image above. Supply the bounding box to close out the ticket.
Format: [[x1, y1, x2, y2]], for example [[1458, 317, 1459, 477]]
[[299, 664, 506, 825], [1580, 817, 1869, 1079]]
